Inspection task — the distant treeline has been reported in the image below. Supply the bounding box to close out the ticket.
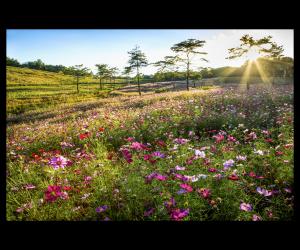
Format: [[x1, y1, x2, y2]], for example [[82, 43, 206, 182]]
[[6, 57, 95, 76], [153, 57, 294, 81], [7, 56, 294, 81]]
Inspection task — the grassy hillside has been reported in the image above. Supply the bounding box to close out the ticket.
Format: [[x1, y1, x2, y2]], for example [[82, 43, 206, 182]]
[[7, 66, 124, 115]]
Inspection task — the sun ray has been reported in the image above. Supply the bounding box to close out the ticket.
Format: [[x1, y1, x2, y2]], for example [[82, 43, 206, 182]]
[[254, 60, 271, 85], [221, 67, 239, 77], [239, 60, 253, 90]]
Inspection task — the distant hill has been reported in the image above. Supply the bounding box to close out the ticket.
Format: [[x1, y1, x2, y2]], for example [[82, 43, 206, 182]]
[[6, 66, 124, 116]]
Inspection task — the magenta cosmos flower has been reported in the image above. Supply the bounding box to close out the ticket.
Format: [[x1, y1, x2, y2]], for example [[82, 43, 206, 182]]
[[48, 156, 71, 169], [121, 148, 132, 163], [44, 185, 63, 203], [240, 202, 252, 212], [154, 174, 167, 181], [197, 188, 211, 199], [170, 208, 190, 221], [180, 183, 193, 192]]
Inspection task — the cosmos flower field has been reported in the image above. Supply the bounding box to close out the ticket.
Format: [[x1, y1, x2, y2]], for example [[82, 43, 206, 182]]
[[6, 84, 294, 221]]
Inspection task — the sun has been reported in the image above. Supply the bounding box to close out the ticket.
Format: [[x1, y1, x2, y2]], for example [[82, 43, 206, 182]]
[[246, 48, 261, 62]]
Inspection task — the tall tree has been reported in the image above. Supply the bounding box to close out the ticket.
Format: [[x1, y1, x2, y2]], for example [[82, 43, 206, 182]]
[[109, 67, 119, 84], [123, 66, 132, 85], [127, 45, 148, 96], [227, 34, 284, 89], [95, 64, 110, 90], [70, 64, 89, 93], [153, 56, 179, 89], [171, 39, 208, 91]]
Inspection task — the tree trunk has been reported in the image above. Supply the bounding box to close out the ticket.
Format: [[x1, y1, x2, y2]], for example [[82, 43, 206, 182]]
[[77, 76, 79, 93], [246, 81, 249, 91], [172, 76, 175, 90], [100, 78, 102, 90], [137, 67, 141, 96], [186, 59, 190, 91]]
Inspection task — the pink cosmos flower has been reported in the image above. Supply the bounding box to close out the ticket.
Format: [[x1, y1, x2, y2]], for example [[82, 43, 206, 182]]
[[170, 208, 190, 221], [84, 176, 92, 185], [60, 141, 74, 149], [252, 214, 262, 221], [240, 202, 252, 212], [228, 174, 239, 181], [284, 188, 292, 193], [214, 173, 223, 180], [236, 155, 247, 161], [248, 132, 257, 140], [145, 172, 167, 183], [145, 172, 158, 183], [180, 183, 193, 192], [174, 173, 186, 181], [188, 131, 195, 137], [126, 137, 135, 142], [265, 138, 273, 143], [173, 138, 189, 144], [197, 188, 211, 199], [262, 130, 270, 135], [84, 176, 92, 182], [256, 187, 273, 197], [24, 184, 36, 190], [48, 156, 71, 169], [212, 134, 224, 143], [175, 165, 186, 171], [249, 171, 256, 178], [208, 168, 217, 172], [16, 202, 33, 213], [130, 142, 148, 151], [60, 191, 69, 200], [227, 135, 237, 142]]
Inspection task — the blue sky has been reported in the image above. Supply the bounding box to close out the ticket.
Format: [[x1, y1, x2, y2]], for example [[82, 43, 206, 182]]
[[7, 29, 294, 75]]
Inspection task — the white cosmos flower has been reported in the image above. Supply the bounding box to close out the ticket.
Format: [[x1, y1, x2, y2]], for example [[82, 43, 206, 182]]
[[254, 149, 264, 155], [195, 150, 206, 158]]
